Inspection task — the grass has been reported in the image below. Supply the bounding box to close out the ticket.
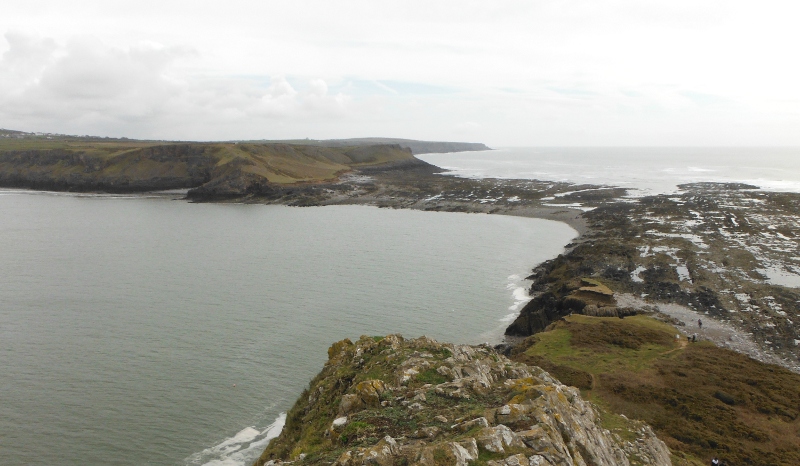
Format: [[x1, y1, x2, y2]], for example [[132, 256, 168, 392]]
[[416, 368, 449, 385], [0, 140, 416, 193], [512, 315, 800, 465]]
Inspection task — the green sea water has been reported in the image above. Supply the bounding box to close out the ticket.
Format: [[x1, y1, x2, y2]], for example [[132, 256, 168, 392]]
[[0, 191, 575, 465]]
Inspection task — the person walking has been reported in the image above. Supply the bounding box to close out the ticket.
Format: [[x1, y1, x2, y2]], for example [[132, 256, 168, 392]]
[[698, 319, 703, 329]]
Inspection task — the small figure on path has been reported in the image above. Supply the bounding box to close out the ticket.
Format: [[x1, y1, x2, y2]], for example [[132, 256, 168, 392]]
[[711, 457, 720, 466], [698, 319, 703, 329]]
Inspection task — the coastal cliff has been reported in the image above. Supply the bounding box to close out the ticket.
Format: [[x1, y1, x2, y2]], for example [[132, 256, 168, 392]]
[[0, 141, 417, 198], [287, 138, 492, 155], [255, 335, 670, 466]]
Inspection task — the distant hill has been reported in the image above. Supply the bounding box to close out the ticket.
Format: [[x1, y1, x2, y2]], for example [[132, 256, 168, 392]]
[[235, 137, 491, 155], [0, 136, 414, 198], [0, 130, 492, 155]]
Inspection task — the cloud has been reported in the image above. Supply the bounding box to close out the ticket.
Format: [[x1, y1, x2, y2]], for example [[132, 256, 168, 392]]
[[0, 33, 349, 139], [453, 121, 480, 133], [0, 33, 190, 124], [1, 0, 798, 145]]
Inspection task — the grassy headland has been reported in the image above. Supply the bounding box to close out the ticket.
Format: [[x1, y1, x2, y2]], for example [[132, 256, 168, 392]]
[[0, 135, 416, 198], [511, 315, 800, 465]]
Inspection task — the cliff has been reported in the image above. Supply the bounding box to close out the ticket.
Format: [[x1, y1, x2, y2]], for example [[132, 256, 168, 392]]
[[255, 335, 671, 466], [233, 138, 491, 155], [304, 138, 492, 155], [0, 141, 417, 198]]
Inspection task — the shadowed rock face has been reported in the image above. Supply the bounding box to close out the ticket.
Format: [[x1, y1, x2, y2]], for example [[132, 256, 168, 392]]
[[255, 335, 671, 466]]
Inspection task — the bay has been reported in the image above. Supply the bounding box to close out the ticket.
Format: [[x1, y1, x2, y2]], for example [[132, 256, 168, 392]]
[[0, 191, 575, 465]]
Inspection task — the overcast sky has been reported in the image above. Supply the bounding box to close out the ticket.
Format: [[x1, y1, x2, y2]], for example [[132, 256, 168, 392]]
[[1, 1, 798, 145]]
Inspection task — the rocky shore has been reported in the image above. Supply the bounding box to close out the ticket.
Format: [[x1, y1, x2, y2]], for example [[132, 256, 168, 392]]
[[237, 157, 800, 464], [244, 159, 799, 373], [3, 140, 799, 464]]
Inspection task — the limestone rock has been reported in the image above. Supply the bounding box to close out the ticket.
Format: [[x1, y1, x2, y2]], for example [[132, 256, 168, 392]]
[[255, 335, 671, 466], [475, 425, 525, 453]]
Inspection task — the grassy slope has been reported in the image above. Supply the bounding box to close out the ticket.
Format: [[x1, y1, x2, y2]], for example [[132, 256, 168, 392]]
[[512, 315, 800, 466], [0, 139, 415, 192]]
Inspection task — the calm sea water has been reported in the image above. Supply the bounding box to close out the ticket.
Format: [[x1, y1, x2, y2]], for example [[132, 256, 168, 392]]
[[418, 147, 800, 195], [0, 190, 576, 465]]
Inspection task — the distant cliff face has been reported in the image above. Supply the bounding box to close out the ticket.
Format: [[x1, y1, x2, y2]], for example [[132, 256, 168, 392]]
[[0, 142, 416, 197], [318, 139, 492, 155], [256, 335, 671, 466]]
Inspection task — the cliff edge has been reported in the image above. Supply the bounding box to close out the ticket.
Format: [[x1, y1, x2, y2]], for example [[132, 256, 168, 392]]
[[0, 141, 417, 198], [255, 335, 670, 466]]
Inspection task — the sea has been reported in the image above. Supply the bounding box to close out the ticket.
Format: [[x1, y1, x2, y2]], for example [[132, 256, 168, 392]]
[[418, 146, 800, 196], [3, 146, 799, 465], [0, 190, 575, 465]]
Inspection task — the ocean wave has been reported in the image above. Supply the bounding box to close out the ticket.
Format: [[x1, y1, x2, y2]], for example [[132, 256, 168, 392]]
[[502, 274, 533, 322], [184, 412, 286, 466]]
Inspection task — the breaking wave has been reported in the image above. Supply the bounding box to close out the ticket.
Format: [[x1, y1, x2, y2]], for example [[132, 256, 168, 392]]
[[184, 412, 286, 466]]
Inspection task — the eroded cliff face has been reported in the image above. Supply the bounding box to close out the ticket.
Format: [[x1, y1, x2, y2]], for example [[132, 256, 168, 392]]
[[256, 335, 671, 466]]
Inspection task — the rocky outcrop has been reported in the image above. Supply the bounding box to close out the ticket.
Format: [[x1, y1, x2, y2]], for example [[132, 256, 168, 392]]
[[255, 335, 671, 466]]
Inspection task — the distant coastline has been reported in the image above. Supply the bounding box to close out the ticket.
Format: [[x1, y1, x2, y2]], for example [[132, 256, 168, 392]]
[[1, 133, 797, 371], [4, 132, 800, 464]]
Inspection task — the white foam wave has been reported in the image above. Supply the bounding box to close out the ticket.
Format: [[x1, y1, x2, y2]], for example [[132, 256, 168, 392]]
[[511, 287, 529, 302], [503, 278, 533, 320], [185, 412, 286, 466], [499, 312, 519, 323]]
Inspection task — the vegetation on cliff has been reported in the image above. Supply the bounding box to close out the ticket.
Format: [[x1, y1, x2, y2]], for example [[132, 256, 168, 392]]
[[237, 137, 491, 155], [0, 138, 415, 198], [510, 315, 800, 465], [256, 335, 670, 466]]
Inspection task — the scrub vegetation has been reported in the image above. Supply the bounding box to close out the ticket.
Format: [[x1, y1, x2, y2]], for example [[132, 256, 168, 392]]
[[0, 137, 415, 197], [511, 315, 800, 465]]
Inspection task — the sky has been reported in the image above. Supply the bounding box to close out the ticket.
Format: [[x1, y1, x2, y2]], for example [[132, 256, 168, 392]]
[[1, 0, 799, 146]]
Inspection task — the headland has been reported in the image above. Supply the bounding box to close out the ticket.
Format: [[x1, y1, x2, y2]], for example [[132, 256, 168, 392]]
[[2, 130, 799, 465]]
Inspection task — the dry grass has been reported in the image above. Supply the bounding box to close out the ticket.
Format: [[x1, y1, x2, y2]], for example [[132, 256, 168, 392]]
[[513, 315, 800, 465]]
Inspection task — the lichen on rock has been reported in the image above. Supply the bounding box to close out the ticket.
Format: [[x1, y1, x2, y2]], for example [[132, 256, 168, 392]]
[[255, 335, 670, 466]]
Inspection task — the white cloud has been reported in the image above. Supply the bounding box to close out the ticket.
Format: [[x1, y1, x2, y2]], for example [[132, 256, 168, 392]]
[[0, 1, 798, 144], [0, 34, 349, 139]]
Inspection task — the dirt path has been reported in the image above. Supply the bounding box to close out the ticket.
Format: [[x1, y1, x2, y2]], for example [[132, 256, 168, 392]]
[[616, 293, 798, 372]]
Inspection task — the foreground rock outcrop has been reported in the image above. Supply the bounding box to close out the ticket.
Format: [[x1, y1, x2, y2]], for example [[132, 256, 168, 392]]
[[256, 335, 671, 466]]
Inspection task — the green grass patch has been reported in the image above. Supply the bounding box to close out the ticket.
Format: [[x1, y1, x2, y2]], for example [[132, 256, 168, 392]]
[[416, 368, 448, 385], [512, 315, 800, 465]]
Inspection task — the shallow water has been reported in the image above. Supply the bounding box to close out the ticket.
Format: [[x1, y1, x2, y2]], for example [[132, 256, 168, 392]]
[[0, 191, 575, 465]]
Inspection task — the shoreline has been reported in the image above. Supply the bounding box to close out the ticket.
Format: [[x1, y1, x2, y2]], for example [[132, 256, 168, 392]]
[[225, 159, 800, 372], [3, 158, 798, 371]]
